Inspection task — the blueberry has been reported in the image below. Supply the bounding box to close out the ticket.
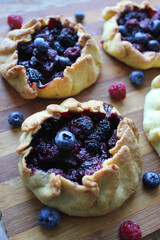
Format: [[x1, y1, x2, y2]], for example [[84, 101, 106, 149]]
[[8, 112, 24, 128], [149, 20, 160, 35], [129, 70, 145, 86], [52, 41, 65, 55], [27, 68, 44, 83], [58, 33, 76, 48], [134, 32, 148, 44], [124, 11, 138, 21], [143, 171, 160, 188], [34, 38, 50, 52], [55, 56, 71, 70], [118, 18, 125, 25], [55, 130, 76, 151], [118, 25, 128, 37], [38, 207, 60, 229], [147, 40, 160, 52], [155, 6, 160, 11], [74, 12, 85, 22]]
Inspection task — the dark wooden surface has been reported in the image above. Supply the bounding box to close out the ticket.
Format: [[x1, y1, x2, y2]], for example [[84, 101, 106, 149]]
[[0, 0, 160, 239]]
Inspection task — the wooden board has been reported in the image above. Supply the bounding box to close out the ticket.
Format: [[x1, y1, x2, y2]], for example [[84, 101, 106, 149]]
[[0, 0, 160, 239]]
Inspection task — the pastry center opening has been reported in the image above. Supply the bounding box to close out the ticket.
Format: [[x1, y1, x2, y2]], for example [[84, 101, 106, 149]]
[[117, 6, 160, 52], [25, 103, 122, 184], [17, 18, 82, 88]]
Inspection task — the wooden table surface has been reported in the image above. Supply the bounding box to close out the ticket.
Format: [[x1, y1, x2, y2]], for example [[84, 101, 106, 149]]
[[0, 0, 160, 239]]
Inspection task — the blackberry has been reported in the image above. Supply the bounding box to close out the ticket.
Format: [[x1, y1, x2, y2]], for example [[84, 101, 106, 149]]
[[27, 68, 44, 83], [70, 116, 93, 139], [17, 41, 33, 59], [95, 119, 111, 141], [85, 133, 101, 153]]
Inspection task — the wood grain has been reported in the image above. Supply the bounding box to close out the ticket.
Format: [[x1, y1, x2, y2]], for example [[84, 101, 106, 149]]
[[0, 0, 160, 239]]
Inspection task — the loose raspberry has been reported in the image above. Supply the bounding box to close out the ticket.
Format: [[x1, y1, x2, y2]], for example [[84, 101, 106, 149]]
[[119, 220, 142, 240], [108, 82, 126, 100], [7, 14, 23, 29]]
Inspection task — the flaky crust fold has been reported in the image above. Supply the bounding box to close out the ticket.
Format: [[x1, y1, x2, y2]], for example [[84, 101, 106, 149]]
[[17, 98, 142, 216], [0, 16, 102, 99], [102, 1, 160, 69]]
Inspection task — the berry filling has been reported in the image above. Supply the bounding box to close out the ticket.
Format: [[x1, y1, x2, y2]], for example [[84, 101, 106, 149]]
[[25, 103, 122, 184], [117, 6, 160, 52], [17, 18, 82, 87]]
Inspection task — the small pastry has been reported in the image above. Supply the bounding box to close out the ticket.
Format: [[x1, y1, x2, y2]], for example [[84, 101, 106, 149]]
[[143, 75, 160, 156], [17, 98, 142, 216], [0, 16, 101, 99], [102, 1, 160, 69]]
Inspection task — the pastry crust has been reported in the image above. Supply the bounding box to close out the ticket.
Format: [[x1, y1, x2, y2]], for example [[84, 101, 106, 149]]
[[0, 16, 102, 99], [143, 75, 160, 156], [17, 98, 142, 216], [102, 1, 160, 69]]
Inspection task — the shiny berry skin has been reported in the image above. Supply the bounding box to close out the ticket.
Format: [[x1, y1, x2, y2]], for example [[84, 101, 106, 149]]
[[119, 220, 142, 240], [34, 38, 50, 52], [38, 207, 60, 229], [7, 14, 23, 29], [149, 20, 160, 35], [129, 71, 145, 86], [8, 112, 24, 128], [55, 130, 76, 151], [147, 40, 160, 52], [143, 171, 160, 188], [108, 82, 126, 100], [74, 12, 85, 22], [134, 32, 148, 44], [55, 56, 71, 70], [118, 25, 128, 37]]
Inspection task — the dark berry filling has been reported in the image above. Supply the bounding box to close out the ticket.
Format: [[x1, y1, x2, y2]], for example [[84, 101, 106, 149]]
[[25, 103, 122, 184], [117, 6, 160, 52], [17, 18, 82, 87]]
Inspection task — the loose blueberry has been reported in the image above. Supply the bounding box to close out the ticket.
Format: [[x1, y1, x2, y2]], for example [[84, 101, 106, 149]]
[[118, 25, 128, 37], [38, 207, 60, 229], [55, 130, 76, 151], [8, 112, 24, 128], [129, 70, 145, 86], [143, 171, 160, 188], [134, 32, 148, 44], [147, 40, 160, 52], [34, 38, 50, 52], [149, 20, 160, 35], [74, 12, 85, 22]]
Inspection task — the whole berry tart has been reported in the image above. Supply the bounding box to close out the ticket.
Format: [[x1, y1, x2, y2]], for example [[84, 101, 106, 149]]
[[17, 98, 142, 216], [143, 75, 160, 156], [102, 1, 160, 69], [0, 16, 101, 99]]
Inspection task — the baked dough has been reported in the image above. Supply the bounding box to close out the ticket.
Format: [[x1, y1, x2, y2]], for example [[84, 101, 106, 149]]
[[102, 1, 160, 69], [17, 98, 142, 216], [0, 16, 101, 99], [143, 75, 160, 156]]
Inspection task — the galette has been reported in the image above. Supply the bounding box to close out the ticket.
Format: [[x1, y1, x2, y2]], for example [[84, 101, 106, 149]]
[[102, 1, 160, 69], [0, 16, 101, 99], [17, 98, 142, 216]]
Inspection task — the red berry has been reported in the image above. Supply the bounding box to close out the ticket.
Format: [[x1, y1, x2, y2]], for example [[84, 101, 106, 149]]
[[108, 82, 126, 100], [7, 14, 23, 29], [119, 220, 142, 240]]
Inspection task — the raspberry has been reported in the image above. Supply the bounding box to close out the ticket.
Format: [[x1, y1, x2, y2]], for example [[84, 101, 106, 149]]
[[7, 14, 23, 29], [119, 220, 142, 240], [108, 82, 126, 100]]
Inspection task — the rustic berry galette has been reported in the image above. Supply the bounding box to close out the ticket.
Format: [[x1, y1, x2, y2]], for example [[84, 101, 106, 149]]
[[102, 1, 160, 69], [17, 98, 142, 216], [0, 16, 101, 99], [143, 75, 160, 157]]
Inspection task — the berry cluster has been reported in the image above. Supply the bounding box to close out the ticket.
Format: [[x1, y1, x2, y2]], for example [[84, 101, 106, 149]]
[[17, 18, 81, 87]]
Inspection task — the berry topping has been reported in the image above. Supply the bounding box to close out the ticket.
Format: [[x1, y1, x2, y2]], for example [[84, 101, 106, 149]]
[[147, 40, 160, 52], [143, 171, 160, 188], [129, 70, 145, 86], [55, 56, 71, 70], [74, 12, 85, 22], [95, 119, 111, 141], [85, 133, 101, 153], [38, 207, 60, 229], [27, 68, 44, 83], [55, 130, 76, 151], [7, 14, 23, 29], [149, 19, 160, 36], [108, 82, 126, 100], [118, 25, 128, 37], [8, 112, 24, 128], [134, 32, 148, 44], [119, 220, 142, 240], [64, 46, 81, 60], [34, 38, 50, 52], [70, 116, 93, 139]]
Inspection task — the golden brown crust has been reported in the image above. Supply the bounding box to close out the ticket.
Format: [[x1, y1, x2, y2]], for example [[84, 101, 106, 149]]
[[102, 1, 160, 69], [0, 16, 102, 99], [17, 98, 142, 216]]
